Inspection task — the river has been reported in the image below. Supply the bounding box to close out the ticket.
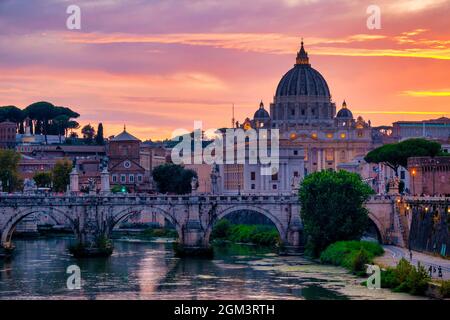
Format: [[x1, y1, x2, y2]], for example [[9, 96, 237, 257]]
[[0, 237, 424, 300]]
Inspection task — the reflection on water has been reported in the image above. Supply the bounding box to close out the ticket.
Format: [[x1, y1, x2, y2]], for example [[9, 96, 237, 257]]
[[0, 237, 423, 300]]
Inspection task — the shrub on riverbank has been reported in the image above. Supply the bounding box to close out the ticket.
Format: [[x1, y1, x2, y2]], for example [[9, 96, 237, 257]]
[[320, 241, 384, 274], [211, 220, 279, 246], [437, 280, 450, 298], [381, 258, 430, 295], [142, 228, 178, 238]]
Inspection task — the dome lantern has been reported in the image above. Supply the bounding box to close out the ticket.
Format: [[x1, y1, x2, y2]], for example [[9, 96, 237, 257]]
[[296, 39, 310, 65]]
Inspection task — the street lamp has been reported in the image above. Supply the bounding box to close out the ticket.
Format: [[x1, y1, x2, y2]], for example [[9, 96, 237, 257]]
[[411, 168, 416, 195]]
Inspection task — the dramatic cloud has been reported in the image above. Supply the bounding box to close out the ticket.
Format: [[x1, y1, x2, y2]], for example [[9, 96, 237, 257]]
[[0, 0, 449, 139]]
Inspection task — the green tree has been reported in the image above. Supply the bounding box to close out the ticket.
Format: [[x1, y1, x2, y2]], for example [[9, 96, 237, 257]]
[[152, 163, 197, 195], [33, 171, 52, 188], [51, 159, 72, 192], [81, 124, 95, 144], [95, 123, 105, 145], [364, 138, 442, 175], [0, 149, 22, 192], [299, 170, 374, 257]]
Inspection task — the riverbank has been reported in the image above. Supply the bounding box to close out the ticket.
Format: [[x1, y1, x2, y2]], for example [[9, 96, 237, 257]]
[[318, 241, 448, 299], [0, 237, 426, 300]]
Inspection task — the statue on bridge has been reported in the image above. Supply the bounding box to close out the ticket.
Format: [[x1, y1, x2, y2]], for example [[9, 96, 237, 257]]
[[191, 176, 199, 194], [210, 163, 221, 194], [23, 178, 37, 193]]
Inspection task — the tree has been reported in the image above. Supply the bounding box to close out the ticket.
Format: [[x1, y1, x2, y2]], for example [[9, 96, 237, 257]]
[[52, 114, 70, 144], [81, 124, 95, 144], [33, 171, 52, 188], [0, 149, 22, 192], [52, 159, 72, 192], [23, 102, 80, 144], [0, 105, 26, 133], [364, 138, 442, 175], [95, 123, 105, 145], [299, 170, 374, 257], [152, 163, 197, 195], [24, 101, 58, 144]]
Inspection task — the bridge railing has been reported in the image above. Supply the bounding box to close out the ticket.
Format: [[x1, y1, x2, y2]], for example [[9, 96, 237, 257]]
[[0, 192, 300, 206]]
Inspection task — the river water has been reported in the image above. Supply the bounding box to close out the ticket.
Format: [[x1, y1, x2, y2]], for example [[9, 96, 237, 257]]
[[0, 237, 424, 300]]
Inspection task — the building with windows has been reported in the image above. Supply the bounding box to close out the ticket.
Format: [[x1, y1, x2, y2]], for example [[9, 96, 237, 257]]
[[0, 121, 17, 149], [393, 117, 450, 141], [220, 41, 374, 194], [408, 156, 450, 196], [108, 127, 147, 192]]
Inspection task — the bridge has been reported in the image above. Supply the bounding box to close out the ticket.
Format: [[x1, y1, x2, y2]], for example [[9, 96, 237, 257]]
[[0, 194, 303, 257], [2, 193, 445, 258]]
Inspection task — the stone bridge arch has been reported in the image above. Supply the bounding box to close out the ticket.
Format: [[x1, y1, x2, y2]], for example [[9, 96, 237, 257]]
[[204, 204, 288, 245], [110, 205, 183, 239], [1, 207, 76, 248]]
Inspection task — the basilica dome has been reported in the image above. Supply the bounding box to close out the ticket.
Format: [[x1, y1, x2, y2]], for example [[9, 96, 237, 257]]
[[336, 100, 353, 118], [275, 41, 331, 98], [254, 101, 270, 120]]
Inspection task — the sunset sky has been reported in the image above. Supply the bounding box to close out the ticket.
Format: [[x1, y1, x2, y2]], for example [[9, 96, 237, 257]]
[[0, 0, 449, 140]]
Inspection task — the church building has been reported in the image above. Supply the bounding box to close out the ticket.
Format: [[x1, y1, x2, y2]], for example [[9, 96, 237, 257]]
[[220, 41, 374, 194]]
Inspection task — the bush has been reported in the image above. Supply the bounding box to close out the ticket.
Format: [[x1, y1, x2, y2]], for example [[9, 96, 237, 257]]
[[351, 249, 370, 274], [320, 240, 384, 273], [211, 222, 279, 246], [382, 258, 431, 296], [211, 219, 231, 239], [438, 280, 450, 298], [142, 228, 177, 238]]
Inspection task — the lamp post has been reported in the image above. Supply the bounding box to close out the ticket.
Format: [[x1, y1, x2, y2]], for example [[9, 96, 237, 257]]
[[431, 159, 436, 196], [411, 168, 416, 195]]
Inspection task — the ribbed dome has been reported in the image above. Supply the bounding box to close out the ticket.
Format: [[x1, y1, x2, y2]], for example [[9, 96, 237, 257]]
[[254, 101, 270, 119], [336, 100, 353, 118], [275, 42, 330, 98], [275, 64, 331, 97]]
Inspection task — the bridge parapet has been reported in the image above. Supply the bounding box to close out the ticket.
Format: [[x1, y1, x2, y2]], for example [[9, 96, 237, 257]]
[[0, 193, 300, 206]]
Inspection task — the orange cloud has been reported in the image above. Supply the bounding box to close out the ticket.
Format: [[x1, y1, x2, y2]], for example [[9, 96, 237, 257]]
[[63, 31, 450, 60], [402, 90, 450, 97]]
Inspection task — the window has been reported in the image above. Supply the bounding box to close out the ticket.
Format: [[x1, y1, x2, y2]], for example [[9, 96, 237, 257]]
[[400, 171, 405, 180], [129, 174, 135, 183], [294, 171, 299, 177], [250, 172, 256, 181], [301, 109, 305, 116], [293, 150, 298, 155], [326, 149, 334, 161], [137, 175, 143, 182], [251, 184, 255, 190], [112, 175, 118, 183], [272, 173, 278, 181], [120, 174, 126, 183], [272, 184, 277, 190]]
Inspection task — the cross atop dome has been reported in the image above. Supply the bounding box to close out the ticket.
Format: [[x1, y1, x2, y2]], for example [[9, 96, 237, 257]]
[[296, 38, 310, 65]]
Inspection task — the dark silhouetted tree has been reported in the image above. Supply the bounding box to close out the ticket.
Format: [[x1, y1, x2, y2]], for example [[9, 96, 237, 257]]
[[95, 123, 105, 145], [152, 163, 197, 195]]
